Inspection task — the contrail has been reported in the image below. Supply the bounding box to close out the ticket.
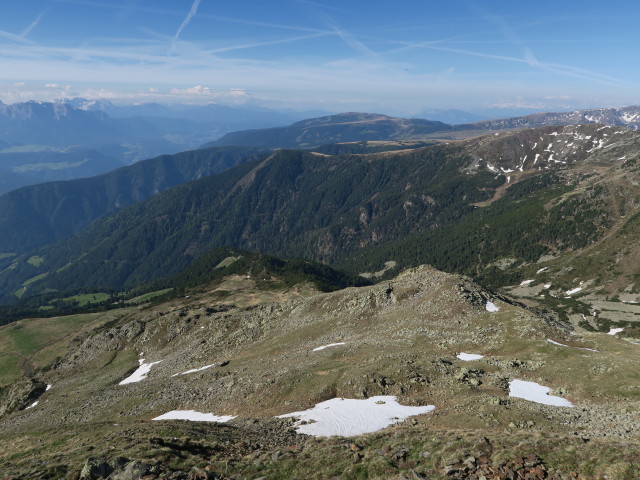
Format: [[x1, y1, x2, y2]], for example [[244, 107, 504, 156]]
[[0, 10, 46, 44], [317, 10, 376, 57], [169, 0, 202, 54], [21, 10, 46, 38]]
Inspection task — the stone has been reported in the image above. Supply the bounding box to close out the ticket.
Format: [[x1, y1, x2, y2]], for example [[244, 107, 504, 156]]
[[111, 461, 150, 480], [80, 457, 112, 480], [464, 456, 477, 466]]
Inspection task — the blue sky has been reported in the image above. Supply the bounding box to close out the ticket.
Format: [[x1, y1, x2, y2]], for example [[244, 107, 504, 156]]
[[1, 0, 639, 115]]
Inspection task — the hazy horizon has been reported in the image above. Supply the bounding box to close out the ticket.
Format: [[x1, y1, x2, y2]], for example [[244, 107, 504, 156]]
[[1, 0, 640, 117]]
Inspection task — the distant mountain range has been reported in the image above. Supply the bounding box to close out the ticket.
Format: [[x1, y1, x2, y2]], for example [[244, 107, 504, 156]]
[[65, 97, 330, 125], [2, 100, 638, 195], [0, 101, 165, 147], [0, 99, 328, 194], [208, 106, 640, 149], [206, 112, 454, 148], [470, 105, 640, 131]]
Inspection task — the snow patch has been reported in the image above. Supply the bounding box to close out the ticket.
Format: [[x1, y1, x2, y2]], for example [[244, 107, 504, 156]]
[[547, 338, 597, 352], [172, 364, 215, 377], [25, 401, 39, 409], [119, 359, 162, 385], [608, 328, 624, 335], [509, 380, 573, 407], [278, 396, 435, 437], [520, 280, 534, 286], [485, 301, 500, 312], [153, 410, 236, 423], [565, 287, 582, 296], [536, 267, 548, 274], [457, 353, 484, 361], [313, 342, 346, 352], [586, 139, 605, 152], [46, 384, 52, 391]]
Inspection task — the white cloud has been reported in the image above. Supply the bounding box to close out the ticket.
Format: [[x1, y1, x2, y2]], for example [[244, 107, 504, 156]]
[[169, 85, 213, 96], [167, 85, 250, 104]]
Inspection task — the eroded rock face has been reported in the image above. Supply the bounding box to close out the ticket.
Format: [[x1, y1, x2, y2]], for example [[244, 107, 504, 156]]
[[0, 377, 47, 418]]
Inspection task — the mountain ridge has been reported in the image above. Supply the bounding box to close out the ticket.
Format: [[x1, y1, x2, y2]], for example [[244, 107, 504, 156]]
[[0, 146, 268, 256], [3, 124, 639, 306], [470, 105, 640, 131], [207, 105, 640, 150], [206, 112, 453, 148]]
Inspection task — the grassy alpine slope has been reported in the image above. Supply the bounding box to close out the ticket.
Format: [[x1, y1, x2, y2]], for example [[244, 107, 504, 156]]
[[0, 264, 639, 478]]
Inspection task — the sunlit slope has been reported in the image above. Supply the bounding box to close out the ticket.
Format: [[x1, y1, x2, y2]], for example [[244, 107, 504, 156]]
[[1, 265, 639, 477]]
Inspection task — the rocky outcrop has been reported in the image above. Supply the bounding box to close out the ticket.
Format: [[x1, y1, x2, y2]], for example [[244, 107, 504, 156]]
[[0, 377, 47, 418]]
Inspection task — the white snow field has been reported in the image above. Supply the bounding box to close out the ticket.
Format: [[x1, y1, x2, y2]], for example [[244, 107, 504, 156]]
[[119, 359, 162, 385], [152, 410, 236, 422], [277, 396, 435, 437], [485, 301, 500, 312], [509, 379, 573, 407], [608, 328, 624, 335], [312, 342, 346, 351], [457, 353, 484, 361]]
